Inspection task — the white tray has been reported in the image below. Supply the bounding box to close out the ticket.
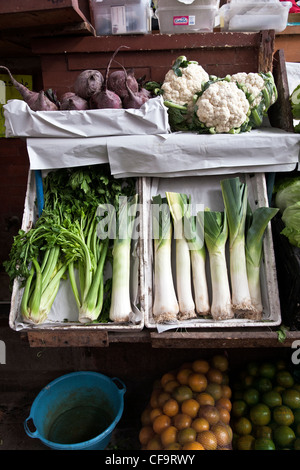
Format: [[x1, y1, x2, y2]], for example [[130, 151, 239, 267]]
[[141, 172, 281, 330]]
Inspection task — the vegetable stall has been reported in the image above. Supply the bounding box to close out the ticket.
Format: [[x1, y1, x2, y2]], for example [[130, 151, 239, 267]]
[[1, 25, 300, 451]]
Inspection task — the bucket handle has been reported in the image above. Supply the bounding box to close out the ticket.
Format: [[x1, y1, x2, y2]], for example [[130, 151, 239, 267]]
[[112, 377, 126, 396], [24, 416, 40, 439]]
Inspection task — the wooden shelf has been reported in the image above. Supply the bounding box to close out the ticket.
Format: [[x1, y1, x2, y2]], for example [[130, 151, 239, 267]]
[[23, 327, 300, 349]]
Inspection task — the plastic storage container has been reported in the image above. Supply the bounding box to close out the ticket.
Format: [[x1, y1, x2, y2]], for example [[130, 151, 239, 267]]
[[218, 0, 292, 33], [90, 0, 152, 35], [156, 0, 220, 34]]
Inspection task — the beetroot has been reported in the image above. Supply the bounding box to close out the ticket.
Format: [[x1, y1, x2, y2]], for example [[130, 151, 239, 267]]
[[60, 92, 89, 110], [108, 68, 138, 100], [89, 46, 129, 110], [0, 65, 58, 111], [73, 70, 104, 100]]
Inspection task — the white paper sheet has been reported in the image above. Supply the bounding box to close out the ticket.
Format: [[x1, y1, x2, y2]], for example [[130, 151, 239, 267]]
[[3, 96, 170, 138], [107, 128, 300, 177]]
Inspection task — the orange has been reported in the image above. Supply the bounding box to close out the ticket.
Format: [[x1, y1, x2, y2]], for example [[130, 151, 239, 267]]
[[146, 435, 163, 450], [196, 392, 215, 406], [254, 437, 276, 451], [178, 427, 197, 445], [182, 442, 205, 450], [198, 405, 220, 426], [150, 389, 161, 408], [221, 385, 232, 399], [161, 372, 176, 388], [196, 430, 218, 450], [181, 398, 200, 418], [157, 392, 171, 408], [188, 373, 208, 393], [141, 407, 152, 426], [164, 379, 180, 394], [282, 388, 300, 409], [152, 414, 171, 434], [215, 397, 232, 412], [205, 382, 222, 401], [173, 413, 192, 430], [177, 368, 193, 385], [210, 354, 229, 372], [255, 425, 273, 440], [139, 426, 155, 446], [150, 407, 162, 422], [243, 388, 260, 406], [231, 400, 248, 418], [191, 417, 210, 433], [276, 370, 294, 388], [206, 368, 223, 385], [163, 398, 179, 417], [192, 359, 210, 374], [249, 403, 271, 426], [211, 423, 232, 447], [160, 425, 178, 448], [217, 407, 231, 425], [165, 442, 182, 450]]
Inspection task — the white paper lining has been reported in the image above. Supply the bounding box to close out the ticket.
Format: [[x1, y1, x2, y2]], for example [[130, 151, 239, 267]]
[[3, 96, 170, 138]]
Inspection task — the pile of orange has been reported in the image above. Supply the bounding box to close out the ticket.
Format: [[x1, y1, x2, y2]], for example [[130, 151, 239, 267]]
[[139, 354, 233, 450], [231, 359, 300, 450]]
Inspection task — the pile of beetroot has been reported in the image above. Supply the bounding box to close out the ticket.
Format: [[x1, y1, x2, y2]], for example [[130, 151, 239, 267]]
[[0, 46, 151, 112]]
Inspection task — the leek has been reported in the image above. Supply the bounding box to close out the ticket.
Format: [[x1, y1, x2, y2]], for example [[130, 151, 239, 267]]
[[152, 195, 179, 323], [109, 194, 138, 323], [184, 212, 210, 316], [202, 210, 233, 320], [220, 177, 254, 317], [166, 192, 196, 320], [245, 206, 279, 319]]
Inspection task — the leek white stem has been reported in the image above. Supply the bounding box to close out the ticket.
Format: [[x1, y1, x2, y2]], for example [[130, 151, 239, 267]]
[[245, 205, 279, 320], [203, 210, 233, 320], [221, 177, 254, 317], [166, 192, 196, 320], [109, 194, 138, 323], [191, 249, 210, 315]]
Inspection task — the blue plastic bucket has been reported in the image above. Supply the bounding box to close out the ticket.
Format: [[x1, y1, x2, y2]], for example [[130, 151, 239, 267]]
[[24, 371, 126, 450]]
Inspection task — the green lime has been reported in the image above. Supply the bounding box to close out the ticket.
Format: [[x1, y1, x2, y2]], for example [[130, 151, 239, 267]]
[[259, 362, 276, 379], [234, 417, 252, 436], [273, 405, 294, 426], [273, 425, 296, 448], [293, 408, 300, 424], [261, 390, 282, 408], [255, 425, 273, 440], [254, 437, 276, 450], [254, 377, 273, 394], [232, 400, 248, 418], [247, 361, 259, 377], [243, 387, 260, 406], [294, 437, 300, 450], [236, 434, 255, 450], [282, 388, 300, 409], [276, 370, 294, 389], [250, 403, 271, 426]]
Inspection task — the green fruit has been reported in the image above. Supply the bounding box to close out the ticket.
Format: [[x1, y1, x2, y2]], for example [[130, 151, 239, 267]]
[[282, 388, 300, 409], [262, 390, 282, 408], [254, 437, 276, 450], [232, 400, 248, 418], [234, 417, 252, 436], [259, 362, 276, 379], [276, 370, 294, 388], [250, 403, 271, 426], [236, 434, 255, 450], [273, 425, 296, 448], [243, 388, 260, 406], [273, 405, 294, 426], [254, 377, 273, 394], [255, 425, 273, 440]]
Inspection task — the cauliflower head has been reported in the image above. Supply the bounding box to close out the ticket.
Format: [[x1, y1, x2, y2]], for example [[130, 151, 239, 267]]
[[230, 72, 265, 108], [195, 80, 250, 134], [161, 62, 209, 107]]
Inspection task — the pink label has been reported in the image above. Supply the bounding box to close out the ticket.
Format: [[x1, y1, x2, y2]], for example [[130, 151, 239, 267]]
[[173, 16, 189, 25]]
